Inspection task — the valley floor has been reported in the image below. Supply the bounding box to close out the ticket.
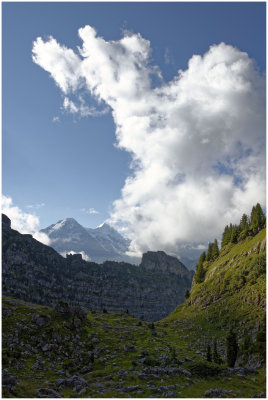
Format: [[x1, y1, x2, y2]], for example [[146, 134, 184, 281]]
[[2, 297, 265, 398]]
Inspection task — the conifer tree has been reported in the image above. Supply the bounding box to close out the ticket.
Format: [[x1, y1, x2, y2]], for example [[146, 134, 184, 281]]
[[230, 225, 239, 243], [221, 225, 231, 247], [226, 328, 238, 367], [184, 289, 190, 299], [211, 239, 219, 259], [255, 203, 266, 228], [206, 243, 213, 261], [195, 251, 206, 283], [195, 262, 205, 283], [206, 343, 212, 362], [250, 205, 258, 230], [213, 338, 221, 364], [240, 213, 249, 232]]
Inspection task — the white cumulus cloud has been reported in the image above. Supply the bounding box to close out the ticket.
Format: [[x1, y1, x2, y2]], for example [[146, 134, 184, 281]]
[[32, 26, 266, 259], [2, 195, 51, 245]]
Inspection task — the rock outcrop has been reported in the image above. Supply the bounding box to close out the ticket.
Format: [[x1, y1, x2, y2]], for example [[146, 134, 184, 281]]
[[141, 251, 190, 277]]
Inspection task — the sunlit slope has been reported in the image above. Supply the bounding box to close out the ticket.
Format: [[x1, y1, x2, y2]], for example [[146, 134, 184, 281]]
[[162, 229, 266, 341]]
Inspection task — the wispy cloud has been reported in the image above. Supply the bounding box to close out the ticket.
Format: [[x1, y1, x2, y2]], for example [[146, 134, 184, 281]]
[[2, 195, 50, 245], [32, 26, 266, 258], [164, 47, 172, 65], [26, 202, 45, 210], [52, 116, 60, 123], [81, 207, 100, 215], [62, 96, 109, 117]]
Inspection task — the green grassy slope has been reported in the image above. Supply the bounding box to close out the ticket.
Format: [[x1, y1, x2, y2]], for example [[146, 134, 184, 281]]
[[160, 229, 266, 373], [165, 229, 265, 325], [2, 229, 266, 398]]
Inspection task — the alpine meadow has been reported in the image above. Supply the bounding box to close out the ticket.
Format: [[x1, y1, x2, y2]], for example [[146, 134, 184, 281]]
[[2, 3, 266, 398]]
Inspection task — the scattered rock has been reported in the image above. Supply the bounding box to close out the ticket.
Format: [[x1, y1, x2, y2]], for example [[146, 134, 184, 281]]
[[32, 315, 51, 328], [204, 388, 231, 398], [123, 344, 136, 352], [36, 388, 63, 398], [54, 375, 88, 392], [54, 302, 72, 318], [252, 392, 266, 398], [2, 371, 18, 390]]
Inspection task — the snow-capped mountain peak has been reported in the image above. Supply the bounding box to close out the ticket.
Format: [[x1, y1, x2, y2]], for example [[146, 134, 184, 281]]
[[40, 217, 134, 264]]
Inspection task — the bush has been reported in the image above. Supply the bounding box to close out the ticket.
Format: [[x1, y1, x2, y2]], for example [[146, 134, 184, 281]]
[[184, 360, 222, 377], [248, 254, 266, 281]]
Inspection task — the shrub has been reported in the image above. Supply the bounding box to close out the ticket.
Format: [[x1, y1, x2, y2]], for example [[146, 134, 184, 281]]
[[184, 360, 222, 377]]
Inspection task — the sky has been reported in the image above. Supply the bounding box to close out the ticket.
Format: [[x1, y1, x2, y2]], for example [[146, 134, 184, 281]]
[[2, 2, 266, 260]]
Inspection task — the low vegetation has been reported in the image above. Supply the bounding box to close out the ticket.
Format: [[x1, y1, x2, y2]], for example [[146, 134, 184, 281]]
[[2, 204, 266, 398]]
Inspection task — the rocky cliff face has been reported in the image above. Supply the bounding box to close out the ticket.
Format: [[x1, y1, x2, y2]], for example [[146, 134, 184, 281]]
[[141, 251, 191, 277], [2, 215, 193, 321]]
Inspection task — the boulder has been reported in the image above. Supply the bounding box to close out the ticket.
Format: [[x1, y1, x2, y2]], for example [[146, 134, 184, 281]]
[[36, 388, 63, 398], [204, 388, 231, 398], [123, 344, 136, 352]]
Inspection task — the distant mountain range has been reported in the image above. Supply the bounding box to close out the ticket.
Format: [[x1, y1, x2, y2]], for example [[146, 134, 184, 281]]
[[3, 213, 193, 321], [40, 218, 136, 264]]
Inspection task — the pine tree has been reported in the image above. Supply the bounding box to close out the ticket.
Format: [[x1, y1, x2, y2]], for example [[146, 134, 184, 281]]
[[240, 213, 249, 232], [213, 338, 221, 364], [206, 343, 212, 362], [230, 225, 239, 243], [255, 203, 266, 229], [221, 225, 231, 247], [185, 289, 190, 299], [195, 262, 205, 283], [195, 252, 206, 283], [211, 239, 219, 259], [226, 328, 238, 367], [206, 243, 213, 261], [250, 205, 258, 230]]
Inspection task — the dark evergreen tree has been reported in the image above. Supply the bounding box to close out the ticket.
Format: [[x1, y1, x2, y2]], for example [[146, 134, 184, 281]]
[[250, 205, 258, 230], [213, 338, 221, 364], [184, 289, 190, 299], [195, 251, 206, 283], [230, 225, 239, 244], [240, 213, 249, 232], [206, 343, 212, 362], [221, 225, 231, 247], [242, 333, 253, 353], [255, 203, 266, 228], [211, 239, 219, 259], [255, 316, 266, 357], [226, 328, 238, 367], [206, 243, 213, 261]]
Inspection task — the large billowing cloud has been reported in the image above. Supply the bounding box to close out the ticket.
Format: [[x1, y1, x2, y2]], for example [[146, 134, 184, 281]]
[[2, 196, 51, 245], [32, 26, 266, 259]]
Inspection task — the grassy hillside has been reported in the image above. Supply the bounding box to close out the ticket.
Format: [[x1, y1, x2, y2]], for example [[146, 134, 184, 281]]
[[160, 229, 266, 370], [2, 226, 266, 398]]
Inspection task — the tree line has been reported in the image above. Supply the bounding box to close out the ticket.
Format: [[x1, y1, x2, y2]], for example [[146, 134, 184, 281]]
[[194, 203, 265, 285], [221, 203, 265, 247]]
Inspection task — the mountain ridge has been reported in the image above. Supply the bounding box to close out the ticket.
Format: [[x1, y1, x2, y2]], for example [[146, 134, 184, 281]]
[[40, 217, 135, 264], [3, 214, 193, 322]]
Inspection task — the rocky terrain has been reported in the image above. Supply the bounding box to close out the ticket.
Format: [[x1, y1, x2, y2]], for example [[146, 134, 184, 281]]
[[2, 214, 193, 322], [2, 212, 266, 398], [2, 295, 265, 398]]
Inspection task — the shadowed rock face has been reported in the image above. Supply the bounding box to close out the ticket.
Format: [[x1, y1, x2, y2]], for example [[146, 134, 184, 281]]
[[141, 251, 191, 277], [2, 214, 193, 321]]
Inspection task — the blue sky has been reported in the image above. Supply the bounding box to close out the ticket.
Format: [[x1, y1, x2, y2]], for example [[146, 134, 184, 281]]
[[2, 2, 266, 258]]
